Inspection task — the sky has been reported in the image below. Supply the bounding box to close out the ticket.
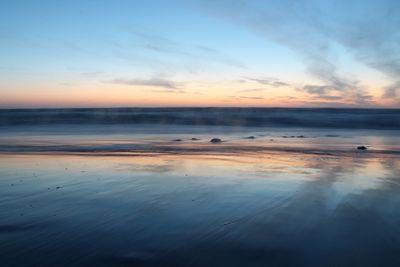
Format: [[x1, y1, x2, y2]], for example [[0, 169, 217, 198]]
[[0, 0, 399, 108]]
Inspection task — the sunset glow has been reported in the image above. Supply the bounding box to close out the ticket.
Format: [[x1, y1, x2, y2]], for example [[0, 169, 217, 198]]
[[1, 0, 399, 108]]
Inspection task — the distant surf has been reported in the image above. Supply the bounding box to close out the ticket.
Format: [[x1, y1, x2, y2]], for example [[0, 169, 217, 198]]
[[1, 108, 399, 129]]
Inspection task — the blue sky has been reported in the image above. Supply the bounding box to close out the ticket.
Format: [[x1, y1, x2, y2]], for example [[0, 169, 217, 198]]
[[0, 0, 399, 107]]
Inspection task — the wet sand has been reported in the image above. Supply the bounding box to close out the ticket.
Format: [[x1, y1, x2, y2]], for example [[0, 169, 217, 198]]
[[1, 151, 400, 267]]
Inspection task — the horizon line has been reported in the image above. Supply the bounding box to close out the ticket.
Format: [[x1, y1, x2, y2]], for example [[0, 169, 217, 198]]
[[1, 106, 400, 110]]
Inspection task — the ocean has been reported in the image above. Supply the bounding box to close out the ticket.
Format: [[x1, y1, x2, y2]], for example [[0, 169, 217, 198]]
[[1, 108, 400, 266], [1, 107, 399, 129], [0, 108, 399, 154]]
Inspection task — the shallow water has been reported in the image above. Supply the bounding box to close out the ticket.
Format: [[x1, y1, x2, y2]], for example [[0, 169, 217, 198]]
[[1, 107, 400, 266], [1, 152, 400, 267]]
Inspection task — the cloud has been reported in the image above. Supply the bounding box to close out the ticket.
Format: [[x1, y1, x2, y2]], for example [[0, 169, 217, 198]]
[[299, 56, 373, 104], [237, 88, 266, 93], [149, 89, 186, 94], [384, 81, 400, 98], [79, 71, 104, 77], [198, 0, 399, 104], [109, 77, 181, 90], [196, 45, 220, 53], [244, 77, 290, 87], [321, 0, 400, 99], [229, 96, 264, 100], [131, 31, 191, 57], [296, 100, 373, 108], [301, 82, 373, 104], [302, 85, 335, 96], [128, 29, 246, 69]]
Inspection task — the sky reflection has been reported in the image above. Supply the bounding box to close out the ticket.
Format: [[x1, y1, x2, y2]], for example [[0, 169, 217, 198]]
[[0, 153, 399, 266]]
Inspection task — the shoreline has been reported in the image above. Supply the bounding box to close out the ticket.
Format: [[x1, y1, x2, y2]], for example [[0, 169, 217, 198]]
[[1, 143, 399, 158]]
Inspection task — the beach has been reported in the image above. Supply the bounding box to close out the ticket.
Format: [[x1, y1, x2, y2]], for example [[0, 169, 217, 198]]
[[1, 108, 400, 266], [3, 0, 400, 265]]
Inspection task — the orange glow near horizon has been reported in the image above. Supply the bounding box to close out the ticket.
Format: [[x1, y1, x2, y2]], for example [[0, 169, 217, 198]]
[[0, 82, 395, 108]]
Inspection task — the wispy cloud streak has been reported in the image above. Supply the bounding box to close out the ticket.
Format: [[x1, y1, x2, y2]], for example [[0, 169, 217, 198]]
[[108, 77, 182, 90], [198, 0, 399, 104], [244, 77, 290, 87]]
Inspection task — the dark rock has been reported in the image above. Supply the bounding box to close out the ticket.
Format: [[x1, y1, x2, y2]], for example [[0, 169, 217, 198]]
[[357, 146, 367, 150], [297, 135, 306, 138], [244, 136, 255, 139], [172, 139, 182, 142], [210, 138, 222, 143], [326, 134, 339, 137], [191, 138, 200, 141]]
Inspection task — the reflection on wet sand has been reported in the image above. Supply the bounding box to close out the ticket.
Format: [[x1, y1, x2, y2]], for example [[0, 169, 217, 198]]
[[0, 152, 400, 266]]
